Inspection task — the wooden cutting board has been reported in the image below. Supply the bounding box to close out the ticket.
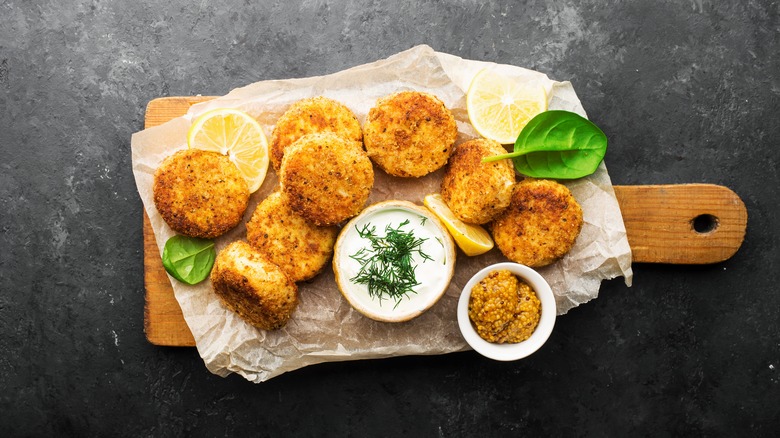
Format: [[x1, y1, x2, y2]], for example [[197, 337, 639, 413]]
[[142, 97, 748, 347]]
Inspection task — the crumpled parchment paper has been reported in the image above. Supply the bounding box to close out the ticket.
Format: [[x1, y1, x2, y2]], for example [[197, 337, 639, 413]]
[[131, 45, 633, 383]]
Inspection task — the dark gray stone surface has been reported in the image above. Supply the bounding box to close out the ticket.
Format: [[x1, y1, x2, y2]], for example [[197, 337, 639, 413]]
[[1, 0, 778, 435]]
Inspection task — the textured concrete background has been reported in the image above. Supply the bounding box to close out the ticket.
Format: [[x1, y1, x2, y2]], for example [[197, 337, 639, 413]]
[[1, 0, 778, 435]]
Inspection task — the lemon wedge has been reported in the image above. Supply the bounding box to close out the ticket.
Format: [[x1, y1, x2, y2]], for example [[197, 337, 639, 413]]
[[187, 108, 269, 193], [423, 194, 494, 256], [466, 69, 548, 145]]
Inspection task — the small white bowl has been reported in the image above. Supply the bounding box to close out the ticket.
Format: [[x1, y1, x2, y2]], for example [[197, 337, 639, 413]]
[[458, 262, 557, 361]]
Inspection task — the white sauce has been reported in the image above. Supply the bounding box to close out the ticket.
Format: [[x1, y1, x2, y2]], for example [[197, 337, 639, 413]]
[[338, 207, 451, 316]]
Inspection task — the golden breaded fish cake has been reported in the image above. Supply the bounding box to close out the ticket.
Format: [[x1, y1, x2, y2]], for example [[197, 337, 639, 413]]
[[270, 96, 362, 171], [211, 241, 298, 330], [441, 138, 515, 225], [491, 179, 583, 268], [280, 132, 374, 226], [363, 91, 457, 177], [246, 191, 338, 282], [153, 149, 249, 239]]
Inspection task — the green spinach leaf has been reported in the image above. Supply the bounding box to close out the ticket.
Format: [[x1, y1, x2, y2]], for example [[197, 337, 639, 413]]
[[161, 235, 216, 285], [484, 110, 607, 179]]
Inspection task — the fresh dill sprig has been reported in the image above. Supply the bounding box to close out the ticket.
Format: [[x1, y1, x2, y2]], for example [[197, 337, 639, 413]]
[[349, 219, 433, 308], [435, 237, 446, 264]]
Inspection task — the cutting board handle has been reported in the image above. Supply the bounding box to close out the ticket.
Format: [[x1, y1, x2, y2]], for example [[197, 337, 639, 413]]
[[614, 184, 747, 264]]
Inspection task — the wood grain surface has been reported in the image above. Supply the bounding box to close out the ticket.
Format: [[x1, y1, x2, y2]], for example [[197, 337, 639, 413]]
[[141, 96, 748, 347]]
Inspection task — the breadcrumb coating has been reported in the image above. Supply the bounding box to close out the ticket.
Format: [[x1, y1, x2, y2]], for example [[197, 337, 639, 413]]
[[441, 138, 515, 224], [270, 96, 362, 171], [491, 179, 583, 268], [363, 91, 457, 177], [211, 241, 298, 330], [280, 132, 374, 226], [246, 191, 338, 282], [153, 149, 249, 239]]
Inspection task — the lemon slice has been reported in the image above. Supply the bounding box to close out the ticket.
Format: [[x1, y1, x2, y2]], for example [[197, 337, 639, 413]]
[[466, 69, 548, 144], [187, 108, 269, 193], [423, 194, 494, 256]]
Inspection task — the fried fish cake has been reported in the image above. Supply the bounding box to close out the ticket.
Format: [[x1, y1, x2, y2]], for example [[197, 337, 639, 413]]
[[280, 132, 374, 226], [211, 241, 298, 331], [246, 191, 338, 282], [270, 96, 363, 171], [441, 138, 515, 225], [153, 149, 249, 239], [491, 179, 583, 268], [363, 91, 458, 177]]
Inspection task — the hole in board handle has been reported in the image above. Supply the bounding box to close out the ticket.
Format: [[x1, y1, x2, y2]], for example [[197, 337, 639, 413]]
[[692, 214, 719, 234]]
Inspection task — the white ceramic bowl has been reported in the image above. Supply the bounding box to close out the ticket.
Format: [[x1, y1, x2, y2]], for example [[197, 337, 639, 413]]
[[458, 262, 557, 361], [334, 200, 456, 323]]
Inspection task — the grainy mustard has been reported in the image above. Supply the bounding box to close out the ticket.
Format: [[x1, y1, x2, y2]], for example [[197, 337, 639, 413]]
[[468, 269, 541, 343]]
